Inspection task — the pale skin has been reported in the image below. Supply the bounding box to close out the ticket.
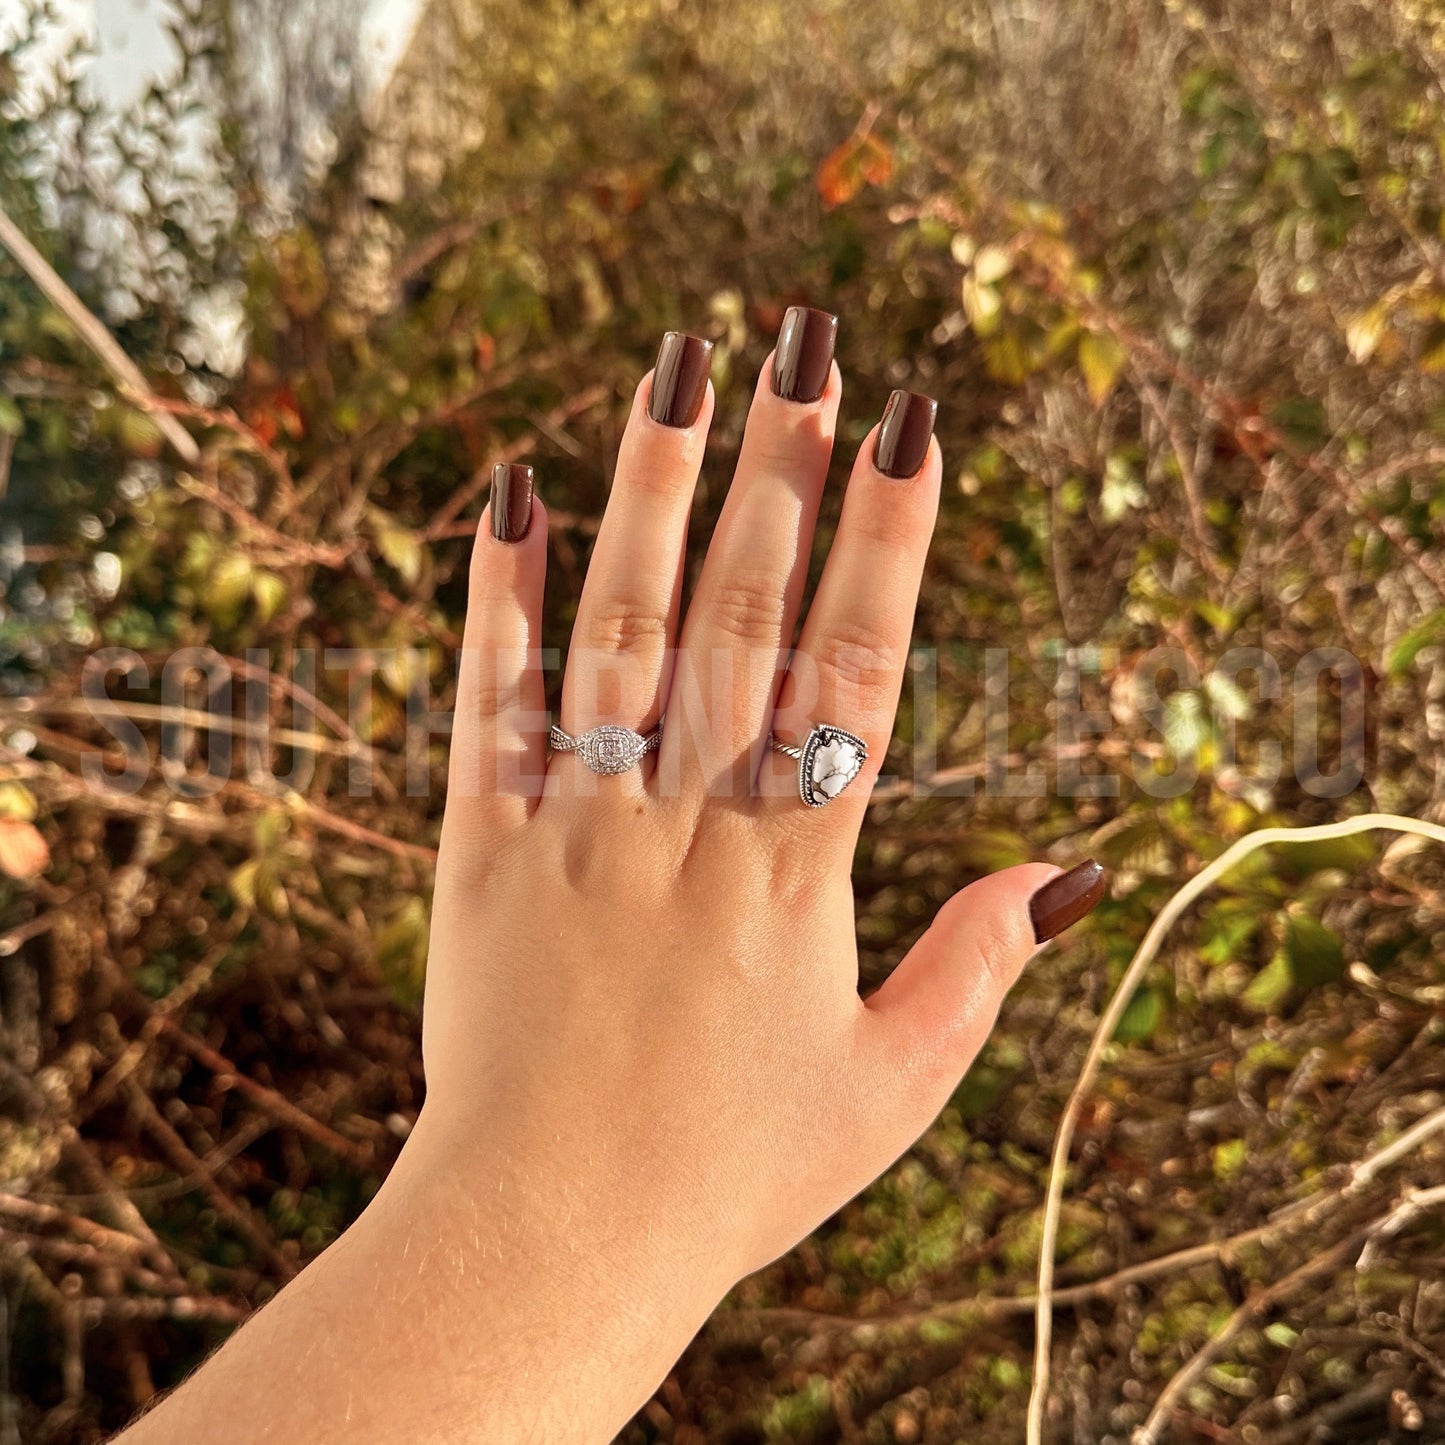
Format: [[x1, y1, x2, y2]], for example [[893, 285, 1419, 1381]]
[[116, 331, 1096, 1443]]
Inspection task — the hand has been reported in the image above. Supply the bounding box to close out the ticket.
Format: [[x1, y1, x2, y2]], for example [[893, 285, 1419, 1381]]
[[118, 313, 1104, 1445]]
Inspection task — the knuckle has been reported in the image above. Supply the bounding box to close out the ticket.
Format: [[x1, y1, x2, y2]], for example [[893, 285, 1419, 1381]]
[[813, 619, 902, 708], [702, 573, 788, 646], [580, 599, 670, 656], [747, 433, 827, 479], [848, 501, 931, 555], [456, 641, 531, 718], [614, 462, 690, 500], [939, 889, 1030, 1007], [617, 427, 705, 498], [966, 907, 1023, 1003], [460, 672, 522, 720]]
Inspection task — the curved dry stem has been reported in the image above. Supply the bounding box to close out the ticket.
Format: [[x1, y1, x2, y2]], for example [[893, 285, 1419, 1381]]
[[1026, 812, 1445, 1445]]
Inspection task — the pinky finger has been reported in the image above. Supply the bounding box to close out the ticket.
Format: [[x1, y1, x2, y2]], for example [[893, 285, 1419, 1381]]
[[442, 464, 550, 854]]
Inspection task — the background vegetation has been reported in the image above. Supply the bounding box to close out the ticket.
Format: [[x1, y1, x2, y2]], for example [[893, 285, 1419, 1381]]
[[3, 0, 1445, 1439]]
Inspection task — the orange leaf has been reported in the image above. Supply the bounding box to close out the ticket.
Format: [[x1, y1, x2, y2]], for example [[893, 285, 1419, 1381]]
[[857, 134, 893, 186], [245, 386, 304, 446], [0, 818, 49, 879], [816, 133, 894, 209]]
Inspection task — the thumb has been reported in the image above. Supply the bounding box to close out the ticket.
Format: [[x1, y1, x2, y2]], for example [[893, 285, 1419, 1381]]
[[857, 859, 1106, 1135]]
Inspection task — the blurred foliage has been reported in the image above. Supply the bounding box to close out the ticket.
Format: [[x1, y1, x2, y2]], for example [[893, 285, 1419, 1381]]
[[4, 0, 1445, 1440]]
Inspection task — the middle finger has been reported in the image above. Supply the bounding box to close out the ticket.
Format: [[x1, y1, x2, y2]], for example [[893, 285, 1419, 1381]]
[[661, 308, 840, 801]]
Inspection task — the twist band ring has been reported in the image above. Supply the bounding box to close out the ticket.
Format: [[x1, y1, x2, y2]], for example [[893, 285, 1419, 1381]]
[[768, 723, 868, 807], [549, 723, 661, 776]]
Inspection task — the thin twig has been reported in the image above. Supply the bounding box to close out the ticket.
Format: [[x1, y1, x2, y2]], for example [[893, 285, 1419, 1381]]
[[3, 697, 357, 759], [126, 996, 374, 1169], [1355, 1182, 1445, 1271], [0, 204, 198, 465], [422, 383, 609, 539], [733, 1091, 1445, 1342], [0, 1194, 153, 1261], [1132, 1230, 1364, 1444], [122, 1076, 296, 1281], [176, 474, 357, 567]]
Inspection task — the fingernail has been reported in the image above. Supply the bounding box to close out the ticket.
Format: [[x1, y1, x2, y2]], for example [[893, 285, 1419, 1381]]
[[1029, 859, 1107, 944], [490, 462, 534, 543], [771, 306, 838, 404], [648, 332, 714, 427], [873, 390, 938, 479]]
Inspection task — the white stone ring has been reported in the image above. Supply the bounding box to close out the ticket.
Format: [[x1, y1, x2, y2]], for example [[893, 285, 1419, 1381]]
[[768, 723, 868, 808], [548, 723, 661, 776]]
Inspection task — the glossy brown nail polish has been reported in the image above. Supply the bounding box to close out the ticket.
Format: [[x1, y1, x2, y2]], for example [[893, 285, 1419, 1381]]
[[771, 307, 838, 404], [873, 390, 938, 479], [490, 462, 534, 543], [1029, 859, 1107, 943], [648, 332, 714, 427]]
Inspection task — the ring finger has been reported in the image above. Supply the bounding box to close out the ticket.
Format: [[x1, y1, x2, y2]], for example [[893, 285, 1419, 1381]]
[[760, 390, 940, 834]]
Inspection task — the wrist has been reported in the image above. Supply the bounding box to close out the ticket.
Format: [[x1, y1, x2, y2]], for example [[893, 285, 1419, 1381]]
[[366, 1105, 730, 1431]]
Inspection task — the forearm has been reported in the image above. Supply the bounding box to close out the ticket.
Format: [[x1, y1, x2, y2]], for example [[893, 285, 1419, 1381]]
[[116, 1125, 720, 1444]]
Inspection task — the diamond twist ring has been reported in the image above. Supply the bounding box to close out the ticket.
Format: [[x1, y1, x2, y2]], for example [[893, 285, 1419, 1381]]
[[548, 723, 661, 776]]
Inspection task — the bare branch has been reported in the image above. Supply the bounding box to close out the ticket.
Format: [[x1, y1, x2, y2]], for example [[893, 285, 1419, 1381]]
[[0, 204, 200, 466]]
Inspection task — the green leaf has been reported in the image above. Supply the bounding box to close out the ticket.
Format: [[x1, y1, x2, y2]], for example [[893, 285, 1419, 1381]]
[[374, 896, 429, 1006], [203, 553, 254, 626], [1078, 330, 1128, 406], [1101, 454, 1146, 522], [1198, 898, 1266, 965], [251, 571, 289, 625], [0, 393, 22, 436], [1094, 814, 1173, 875], [118, 408, 165, 457], [1198, 131, 1229, 179], [0, 782, 38, 821], [1386, 608, 1445, 676], [1284, 913, 1344, 990], [962, 274, 1003, 334], [983, 330, 1031, 386], [1204, 670, 1251, 722], [1344, 301, 1389, 363], [1114, 986, 1162, 1044], [1419, 321, 1445, 374], [229, 857, 287, 916], [973, 243, 1013, 285], [1278, 833, 1377, 879], [1268, 396, 1327, 447], [1163, 689, 1209, 757], [370, 509, 425, 587], [1242, 948, 1293, 1012], [954, 827, 1033, 872], [38, 309, 75, 344], [1212, 1137, 1248, 1179]]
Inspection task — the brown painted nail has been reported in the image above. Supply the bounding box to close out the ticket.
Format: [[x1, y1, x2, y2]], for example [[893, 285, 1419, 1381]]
[[490, 462, 534, 543], [873, 390, 938, 479], [1029, 859, 1107, 944], [648, 332, 714, 427], [771, 307, 838, 404]]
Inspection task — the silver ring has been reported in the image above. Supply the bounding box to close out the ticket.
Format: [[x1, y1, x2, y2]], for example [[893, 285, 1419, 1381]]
[[549, 723, 661, 775], [768, 722, 868, 807]]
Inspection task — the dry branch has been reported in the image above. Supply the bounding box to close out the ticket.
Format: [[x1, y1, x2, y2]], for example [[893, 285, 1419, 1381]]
[[0, 204, 199, 465]]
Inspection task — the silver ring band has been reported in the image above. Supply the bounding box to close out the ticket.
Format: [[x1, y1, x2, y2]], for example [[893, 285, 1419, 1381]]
[[549, 723, 661, 775], [768, 722, 867, 807]]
